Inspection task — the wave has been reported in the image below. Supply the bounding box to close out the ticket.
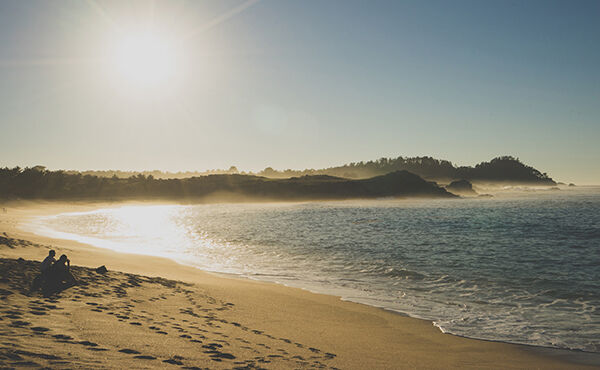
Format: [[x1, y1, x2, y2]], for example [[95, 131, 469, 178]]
[[24, 192, 600, 353]]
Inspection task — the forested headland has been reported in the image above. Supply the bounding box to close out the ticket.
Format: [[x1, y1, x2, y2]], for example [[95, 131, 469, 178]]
[[0, 155, 557, 201], [63, 156, 555, 185], [0, 168, 455, 201]]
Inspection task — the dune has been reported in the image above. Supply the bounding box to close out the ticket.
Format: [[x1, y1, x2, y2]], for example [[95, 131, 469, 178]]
[[0, 201, 596, 369]]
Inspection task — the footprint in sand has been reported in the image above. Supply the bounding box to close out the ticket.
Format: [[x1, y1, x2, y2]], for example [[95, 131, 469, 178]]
[[118, 348, 141, 354], [163, 358, 183, 365], [52, 334, 73, 341], [28, 308, 47, 315], [204, 350, 236, 361], [10, 320, 31, 327], [202, 343, 223, 349], [134, 355, 157, 360], [30, 326, 50, 333]]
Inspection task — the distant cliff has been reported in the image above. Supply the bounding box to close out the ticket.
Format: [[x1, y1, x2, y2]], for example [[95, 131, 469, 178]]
[[0, 168, 455, 201]]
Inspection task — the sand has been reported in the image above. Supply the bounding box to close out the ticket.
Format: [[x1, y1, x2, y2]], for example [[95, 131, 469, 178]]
[[0, 200, 597, 369]]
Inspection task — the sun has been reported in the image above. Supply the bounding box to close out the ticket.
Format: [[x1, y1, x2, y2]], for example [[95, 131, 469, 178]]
[[109, 29, 178, 88]]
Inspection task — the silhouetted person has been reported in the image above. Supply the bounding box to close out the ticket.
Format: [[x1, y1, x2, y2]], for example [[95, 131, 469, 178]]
[[52, 254, 77, 286], [43, 254, 77, 296], [40, 250, 56, 274], [31, 250, 56, 292]]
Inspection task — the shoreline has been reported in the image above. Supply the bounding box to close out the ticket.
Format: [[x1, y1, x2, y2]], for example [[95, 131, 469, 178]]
[[1, 200, 598, 368]]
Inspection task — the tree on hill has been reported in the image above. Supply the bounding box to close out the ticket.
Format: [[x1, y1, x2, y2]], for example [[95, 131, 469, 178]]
[[253, 155, 554, 184], [15, 155, 555, 186], [0, 167, 455, 201]]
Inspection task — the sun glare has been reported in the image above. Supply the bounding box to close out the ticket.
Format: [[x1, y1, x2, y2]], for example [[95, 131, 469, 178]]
[[109, 30, 178, 88]]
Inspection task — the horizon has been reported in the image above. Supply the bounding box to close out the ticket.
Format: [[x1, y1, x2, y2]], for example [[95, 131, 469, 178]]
[[2, 154, 596, 185], [1, 1, 599, 184]]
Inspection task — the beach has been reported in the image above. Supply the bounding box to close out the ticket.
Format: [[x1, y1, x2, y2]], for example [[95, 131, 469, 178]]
[[0, 201, 597, 369]]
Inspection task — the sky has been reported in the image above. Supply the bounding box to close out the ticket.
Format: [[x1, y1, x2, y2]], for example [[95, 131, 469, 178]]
[[0, 0, 599, 184]]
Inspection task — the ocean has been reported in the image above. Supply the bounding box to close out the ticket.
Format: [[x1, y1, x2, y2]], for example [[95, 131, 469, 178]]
[[27, 186, 600, 353]]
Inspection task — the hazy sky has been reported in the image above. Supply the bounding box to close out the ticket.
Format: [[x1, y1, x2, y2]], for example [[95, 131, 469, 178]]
[[1, 1, 599, 183]]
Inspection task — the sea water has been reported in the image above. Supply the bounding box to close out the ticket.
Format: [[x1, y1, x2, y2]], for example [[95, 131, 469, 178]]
[[28, 187, 600, 353]]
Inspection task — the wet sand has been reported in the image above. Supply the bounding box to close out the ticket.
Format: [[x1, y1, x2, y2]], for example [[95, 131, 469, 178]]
[[0, 201, 597, 369]]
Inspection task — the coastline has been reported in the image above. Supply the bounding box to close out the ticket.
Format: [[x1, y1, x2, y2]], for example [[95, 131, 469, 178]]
[[1, 200, 598, 369]]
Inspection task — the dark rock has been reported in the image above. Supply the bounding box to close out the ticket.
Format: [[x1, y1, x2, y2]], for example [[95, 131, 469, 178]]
[[446, 179, 477, 196], [95, 265, 108, 274]]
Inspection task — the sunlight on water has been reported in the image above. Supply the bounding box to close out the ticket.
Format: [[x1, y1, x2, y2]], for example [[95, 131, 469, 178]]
[[30, 205, 189, 257], [29, 205, 238, 270], [26, 188, 600, 353]]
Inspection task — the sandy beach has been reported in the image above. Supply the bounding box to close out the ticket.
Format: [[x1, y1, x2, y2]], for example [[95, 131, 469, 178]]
[[0, 201, 597, 369]]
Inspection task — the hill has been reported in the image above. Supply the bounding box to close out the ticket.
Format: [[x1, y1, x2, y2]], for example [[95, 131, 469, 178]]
[[256, 156, 555, 185], [0, 168, 455, 201], [63, 156, 555, 185]]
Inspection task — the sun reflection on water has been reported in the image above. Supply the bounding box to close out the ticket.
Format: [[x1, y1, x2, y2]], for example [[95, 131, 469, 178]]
[[26, 194, 600, 353]]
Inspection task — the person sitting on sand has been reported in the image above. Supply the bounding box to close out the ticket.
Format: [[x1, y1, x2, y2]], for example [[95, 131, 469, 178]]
[[48, 254, 78, 289], [40, 250, 56, 275], [31, 250, 56, 292]]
